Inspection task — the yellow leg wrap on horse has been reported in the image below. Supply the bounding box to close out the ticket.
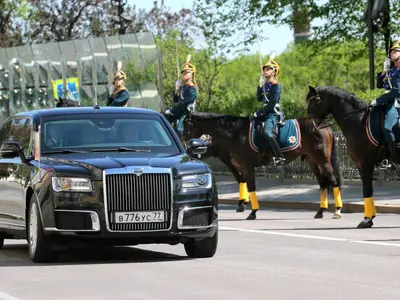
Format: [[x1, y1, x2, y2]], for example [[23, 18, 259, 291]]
[[364, 197, 376, 218], [320, 188, 328, 209], [249, 192, 259, 210], [239, 183, 250, 203], [333, 187, 342, 208]]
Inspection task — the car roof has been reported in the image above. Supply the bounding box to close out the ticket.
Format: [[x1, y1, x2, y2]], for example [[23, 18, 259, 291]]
[[13, 106, 161, 122]]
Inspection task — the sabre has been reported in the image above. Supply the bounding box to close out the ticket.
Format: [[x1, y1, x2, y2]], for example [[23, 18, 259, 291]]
[[175, 41, 180, 79], [257, 33, 263, 73]]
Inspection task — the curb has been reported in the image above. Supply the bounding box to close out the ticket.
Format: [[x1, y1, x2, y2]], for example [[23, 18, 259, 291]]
[[218, 198, 400, 214]]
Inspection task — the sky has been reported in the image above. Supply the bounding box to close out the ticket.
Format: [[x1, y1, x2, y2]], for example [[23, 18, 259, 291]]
[[129, 0, 295, 57]]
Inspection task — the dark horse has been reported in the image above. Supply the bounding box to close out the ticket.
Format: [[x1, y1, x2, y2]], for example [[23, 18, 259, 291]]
[[179, 111, 344, 220], [306, 85, 396, 228], [164, 112, 254, 212], [55, 98, 80, 107]]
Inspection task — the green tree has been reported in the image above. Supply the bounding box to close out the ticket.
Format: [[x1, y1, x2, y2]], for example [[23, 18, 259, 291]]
[[195, 0, 400, 54], [0, 0, 31, 47]]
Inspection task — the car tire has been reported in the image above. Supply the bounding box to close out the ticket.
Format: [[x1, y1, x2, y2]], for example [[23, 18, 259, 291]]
[[0, 233, 4, 249], [184, 229, 218, 258], [28, 196, 56, 263]]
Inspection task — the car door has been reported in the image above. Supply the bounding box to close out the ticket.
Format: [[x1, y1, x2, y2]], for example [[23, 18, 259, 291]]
[[0, 117, 32, 232]]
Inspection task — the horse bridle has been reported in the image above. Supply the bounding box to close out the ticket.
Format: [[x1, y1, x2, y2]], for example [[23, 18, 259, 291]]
[[307, 90, 370, 130]]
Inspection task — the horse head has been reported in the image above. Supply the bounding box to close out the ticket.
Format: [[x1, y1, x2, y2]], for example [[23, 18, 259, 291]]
[[306, 85, 328, 120], [56, 97, 80, 107], [306, 85, 368, 123]]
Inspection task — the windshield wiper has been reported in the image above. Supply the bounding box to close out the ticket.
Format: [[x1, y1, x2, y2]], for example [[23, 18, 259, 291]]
[[90, 147, 151, 153], [42, 149, 89, 154]]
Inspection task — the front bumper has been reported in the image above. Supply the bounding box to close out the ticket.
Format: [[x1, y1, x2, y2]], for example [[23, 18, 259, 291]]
[[43, 198, 218, 245]]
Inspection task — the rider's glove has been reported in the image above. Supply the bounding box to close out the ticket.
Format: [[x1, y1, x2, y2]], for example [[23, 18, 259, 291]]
[[383, 58, 391, 72], [370, 99, 377, 106], [165, 109, 172, 115], [259, 75, 265, 87], [175, 80, 182, 90]]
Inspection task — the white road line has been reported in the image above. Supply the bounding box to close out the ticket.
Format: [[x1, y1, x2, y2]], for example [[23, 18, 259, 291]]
[[220, 226, 400, 247], [0, 292, 21, 300]]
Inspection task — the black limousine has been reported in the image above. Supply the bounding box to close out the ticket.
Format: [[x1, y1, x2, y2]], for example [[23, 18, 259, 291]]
[[0, 106, 218, 262]]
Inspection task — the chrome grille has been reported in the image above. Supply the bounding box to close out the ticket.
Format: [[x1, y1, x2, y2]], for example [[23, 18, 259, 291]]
[[105, 173, 172, 231]]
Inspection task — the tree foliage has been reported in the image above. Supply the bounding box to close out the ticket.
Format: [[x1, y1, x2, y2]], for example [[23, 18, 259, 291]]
[[195, 0, 400, 54], [0, 0, 30, 47]]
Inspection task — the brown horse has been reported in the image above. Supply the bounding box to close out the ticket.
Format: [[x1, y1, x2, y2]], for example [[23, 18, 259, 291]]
[[306, 85, 396, 228], [180, 111, 344, 220]]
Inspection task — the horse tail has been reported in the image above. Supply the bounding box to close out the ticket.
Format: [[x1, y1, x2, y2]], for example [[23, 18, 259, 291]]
[[329, 130, 342, 192]]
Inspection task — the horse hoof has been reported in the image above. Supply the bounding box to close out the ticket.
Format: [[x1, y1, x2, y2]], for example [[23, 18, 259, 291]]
[[332, 213, 342, 219], [236, 200, 246, 213], [246, 214, 257, 220], [332, 208, 342, 219], [314, 208, 326, 219], [246, 210, 258, 220], [236, 205, 245, 213], [357, 217, 374, 228]]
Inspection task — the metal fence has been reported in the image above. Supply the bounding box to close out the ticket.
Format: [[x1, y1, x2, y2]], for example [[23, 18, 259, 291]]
[[0, 32, 162, 125], [204, 132, 400, 184]]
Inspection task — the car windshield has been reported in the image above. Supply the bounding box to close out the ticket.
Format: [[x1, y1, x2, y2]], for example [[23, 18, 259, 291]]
[[40, 113, 181, 155]]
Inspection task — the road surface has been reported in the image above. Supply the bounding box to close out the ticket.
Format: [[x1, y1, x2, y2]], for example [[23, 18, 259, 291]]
[[0, 206, 399, 300]]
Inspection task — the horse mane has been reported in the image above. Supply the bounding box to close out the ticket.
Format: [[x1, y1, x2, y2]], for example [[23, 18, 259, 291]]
[[192, 111, 249, 122], [317, 86, 367, 109], [191, 111, 249, 132]]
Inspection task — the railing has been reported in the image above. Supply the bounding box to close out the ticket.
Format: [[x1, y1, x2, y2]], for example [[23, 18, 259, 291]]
[[204, 132, 400, 185]]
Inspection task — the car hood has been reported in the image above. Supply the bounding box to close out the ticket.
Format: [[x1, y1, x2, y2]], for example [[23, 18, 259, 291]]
[[38, 153, 209, 179]]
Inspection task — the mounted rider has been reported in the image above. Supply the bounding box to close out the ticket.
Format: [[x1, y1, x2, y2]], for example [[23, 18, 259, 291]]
[[253, 58, 285, 165], [373, 40, 400, 170], [165, 59, 198, 137], [106, 65, 129, 107]]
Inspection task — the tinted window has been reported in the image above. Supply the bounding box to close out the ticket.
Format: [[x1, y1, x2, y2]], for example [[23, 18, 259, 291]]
[[7, 117, 33, 157], [41, 114, 180, 155], [0, 120, 12, 145]]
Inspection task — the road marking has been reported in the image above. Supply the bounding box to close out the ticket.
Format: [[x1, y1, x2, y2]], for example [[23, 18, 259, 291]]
[[0, 292, 21, 300], [220, 226, 400, 247]]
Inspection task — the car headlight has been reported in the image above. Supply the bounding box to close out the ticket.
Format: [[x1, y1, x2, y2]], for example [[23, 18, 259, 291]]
[[52, 177, 92, 192], [181, 173, 212, 189]]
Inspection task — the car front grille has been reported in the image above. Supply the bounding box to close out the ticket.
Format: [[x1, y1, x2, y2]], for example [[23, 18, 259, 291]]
[[104, 171, 172, 232]]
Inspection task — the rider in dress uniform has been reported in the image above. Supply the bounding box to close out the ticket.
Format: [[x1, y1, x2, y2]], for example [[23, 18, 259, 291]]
[[165, 61, 198, 136], [374, 40, 400, 170], [106, 69, 129, 107], [254, 59, 285, 165]]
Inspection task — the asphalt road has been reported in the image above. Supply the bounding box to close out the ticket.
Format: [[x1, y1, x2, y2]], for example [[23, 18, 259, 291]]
[[1, 207, 400, 300]]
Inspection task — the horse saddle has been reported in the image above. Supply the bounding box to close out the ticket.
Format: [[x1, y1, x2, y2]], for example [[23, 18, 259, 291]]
[[249, 118, 301, 153], [365, 106, 400, 148]]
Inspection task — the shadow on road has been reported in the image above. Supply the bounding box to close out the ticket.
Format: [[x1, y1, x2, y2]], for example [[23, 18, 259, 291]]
[[0, 243, 190, 267]]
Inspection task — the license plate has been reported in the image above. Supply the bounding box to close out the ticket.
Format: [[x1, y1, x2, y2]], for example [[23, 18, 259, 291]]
[[114, 211, 165, 223]]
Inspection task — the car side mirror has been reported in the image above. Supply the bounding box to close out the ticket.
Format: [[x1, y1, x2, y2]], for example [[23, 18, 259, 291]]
[[186, 138, 207, 156], [0, 142, 29, 163]]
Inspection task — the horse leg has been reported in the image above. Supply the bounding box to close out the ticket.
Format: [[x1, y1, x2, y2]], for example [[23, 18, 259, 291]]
[[307, 161, 329, 219], [357, 167, 376, 228], [220, 155, 249, 212], [245, 167, 259, 220], [320, 161, 343, 219]]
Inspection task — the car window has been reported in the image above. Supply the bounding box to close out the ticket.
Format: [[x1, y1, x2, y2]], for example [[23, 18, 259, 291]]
[[6, 117, 33, 157], [41, 114, 181, 155], [0, 120, 12, 145]]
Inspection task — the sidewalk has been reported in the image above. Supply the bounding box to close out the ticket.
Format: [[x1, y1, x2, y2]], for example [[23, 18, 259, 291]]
[[215, 175, 400, 214]]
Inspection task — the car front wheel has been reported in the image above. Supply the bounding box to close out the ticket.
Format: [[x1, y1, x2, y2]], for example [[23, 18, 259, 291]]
[[28, 196, 56, 263], [184, 229, 218, 258], [0, 233, 4, 249]]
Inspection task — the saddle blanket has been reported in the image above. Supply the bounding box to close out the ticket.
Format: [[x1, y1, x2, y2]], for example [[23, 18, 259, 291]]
[[249, 119, 301, 153], [366, 108, 400, 147]]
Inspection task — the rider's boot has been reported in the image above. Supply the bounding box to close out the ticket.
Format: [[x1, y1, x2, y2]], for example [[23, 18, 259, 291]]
[[382, 131, 397, 171], [267, 136, 286, 165]]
